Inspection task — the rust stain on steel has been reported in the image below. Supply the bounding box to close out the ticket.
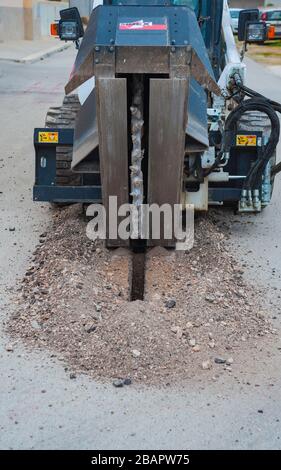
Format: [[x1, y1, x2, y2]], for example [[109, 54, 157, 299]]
[[191, 50, 221, 96], [71, 88, 99, 172], [148, 78, 188, 247], [96, 77, 129, 247]]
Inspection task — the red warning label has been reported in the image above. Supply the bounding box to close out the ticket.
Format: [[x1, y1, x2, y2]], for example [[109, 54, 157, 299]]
[[119, 20, 167, 31]]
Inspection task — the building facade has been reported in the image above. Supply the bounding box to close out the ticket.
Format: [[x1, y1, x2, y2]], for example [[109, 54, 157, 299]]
[[0, 0, 68, 41], [229, 0, 281, 7], [2, 1, 281, 42]]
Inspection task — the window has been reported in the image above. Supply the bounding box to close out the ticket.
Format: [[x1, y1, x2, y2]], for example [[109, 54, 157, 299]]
[[172, 1, 199, 14], [172, 0, 198, 6], [266, 11, 281, 21], [230, 10, 240, 19]]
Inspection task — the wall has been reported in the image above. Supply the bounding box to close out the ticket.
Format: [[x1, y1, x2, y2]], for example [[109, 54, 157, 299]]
[[69, 0, 93, 17], [229, 0, 281, 6], [33, 1, 68, 39], [228, 0, 258, 6], [0, 1, 25, 41], [0, 0, 68, 41]]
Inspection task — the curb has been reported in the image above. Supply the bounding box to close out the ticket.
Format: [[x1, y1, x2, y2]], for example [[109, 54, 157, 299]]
[[267, 65, 281, 79], [19, 42, 71, 64], [0, 42, 71, 64]]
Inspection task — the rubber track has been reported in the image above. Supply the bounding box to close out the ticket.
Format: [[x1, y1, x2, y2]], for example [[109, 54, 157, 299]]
[[45, 95, 81, 186]]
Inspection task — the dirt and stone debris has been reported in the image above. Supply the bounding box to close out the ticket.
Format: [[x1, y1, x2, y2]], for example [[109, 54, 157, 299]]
[[7, 204, 274, 385]]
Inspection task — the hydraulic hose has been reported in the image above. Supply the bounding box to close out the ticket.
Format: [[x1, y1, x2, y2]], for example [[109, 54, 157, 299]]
[[221, 97, 280, 190], [204, 89, 280, 181], [235, 83, 281, 178], [204, 81, 281, 188], [272, 161, 281, 177], [238, 84, 281, 113]]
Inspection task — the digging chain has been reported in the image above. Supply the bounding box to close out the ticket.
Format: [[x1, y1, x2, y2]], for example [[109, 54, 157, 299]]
[[130, 77, 144, 238]]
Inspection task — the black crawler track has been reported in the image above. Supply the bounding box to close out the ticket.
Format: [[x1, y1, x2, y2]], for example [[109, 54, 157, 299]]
[[45, 94, 82, 186]]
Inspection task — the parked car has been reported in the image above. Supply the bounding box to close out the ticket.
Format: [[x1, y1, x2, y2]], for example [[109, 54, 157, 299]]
[[230, 8, 242, 34], [261, 9, 281, 39]]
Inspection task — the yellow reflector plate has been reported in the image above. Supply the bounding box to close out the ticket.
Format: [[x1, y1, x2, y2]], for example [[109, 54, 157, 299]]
[[236, 135, 257, 147], [38, 131, 59, 144]]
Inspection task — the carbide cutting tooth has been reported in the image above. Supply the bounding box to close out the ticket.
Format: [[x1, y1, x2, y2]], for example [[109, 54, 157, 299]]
[[130, 107, 142, 119], [132, 121, 144, 133], [130, 77, 144, 239]]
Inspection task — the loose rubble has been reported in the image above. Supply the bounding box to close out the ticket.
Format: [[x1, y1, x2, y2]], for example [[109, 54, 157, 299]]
[[7, 204, 273, 385]]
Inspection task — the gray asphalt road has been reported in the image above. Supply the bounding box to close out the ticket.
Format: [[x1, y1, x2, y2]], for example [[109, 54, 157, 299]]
[[0, 50, 281, 450]]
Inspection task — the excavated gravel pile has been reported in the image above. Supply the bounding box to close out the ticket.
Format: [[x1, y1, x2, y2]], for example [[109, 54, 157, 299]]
[[7, 204, 274, 385]]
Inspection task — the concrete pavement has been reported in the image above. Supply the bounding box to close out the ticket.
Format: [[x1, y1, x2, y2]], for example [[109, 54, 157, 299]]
[[0, 39, 70, 64], [267, 65, 281, 79], [0, 50, 281, 450]]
